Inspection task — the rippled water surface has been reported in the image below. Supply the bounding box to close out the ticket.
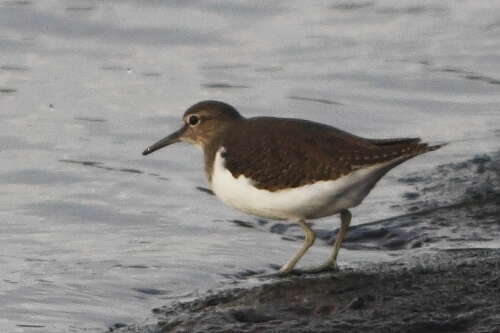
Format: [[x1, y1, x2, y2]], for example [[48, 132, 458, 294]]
[[1, 0, 500, 331]]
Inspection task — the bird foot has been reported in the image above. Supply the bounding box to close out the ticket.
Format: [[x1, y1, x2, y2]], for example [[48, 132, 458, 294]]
[[254, 260, 340, 279], [296, 262, 340, 275], [255, 266, 305, 279]]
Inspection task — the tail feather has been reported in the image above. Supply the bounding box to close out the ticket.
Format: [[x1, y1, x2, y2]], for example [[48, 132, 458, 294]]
[[347, 139, 446, 172], [369, 137, 421, 146], [413, 142, 447, 156], [370, 137, 447, 156], [425, 142, 447, 152]]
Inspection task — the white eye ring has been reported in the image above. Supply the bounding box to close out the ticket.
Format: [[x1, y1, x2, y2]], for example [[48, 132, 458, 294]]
[[188, 114, 200, 126]]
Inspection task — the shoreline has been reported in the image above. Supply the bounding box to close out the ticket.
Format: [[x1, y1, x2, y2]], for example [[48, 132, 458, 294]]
[[111, 151, 500, 333]]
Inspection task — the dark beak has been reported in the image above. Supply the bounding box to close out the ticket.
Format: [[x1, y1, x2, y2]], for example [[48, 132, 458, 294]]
[[142, 126, 186, 156]]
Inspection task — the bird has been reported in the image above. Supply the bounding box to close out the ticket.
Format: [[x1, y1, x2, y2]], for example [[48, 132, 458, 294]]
[[142, 100, 443, 275]]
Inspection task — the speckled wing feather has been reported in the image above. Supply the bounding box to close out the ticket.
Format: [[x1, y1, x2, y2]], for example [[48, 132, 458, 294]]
[[216, 117, 440, 191]]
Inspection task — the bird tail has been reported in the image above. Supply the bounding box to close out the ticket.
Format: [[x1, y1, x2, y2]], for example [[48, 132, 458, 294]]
[[425, 142, 448, 152], [370, 137, 447, 156], [415, 142, 447, 156]]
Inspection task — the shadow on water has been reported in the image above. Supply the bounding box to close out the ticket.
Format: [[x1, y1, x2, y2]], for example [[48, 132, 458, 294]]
[[141, 72, 162, 77], [201, 64, 251, 70], [0, 64, 29, 71], [436, 67, 500, 86], [201, 82, 250, 89], [133, 288, 169, 297], [376, 4, 447, 15], [219, 268, 267, 280], [330, 2, 373, 11], [0, 88, 17, 94], [288, 95, 343, 106], [65, 6, 96, 12], [403, 59, 500, 86], [59, 159, 144, 175], [195, 186, 214, 196], [74, 117, 107, 123]]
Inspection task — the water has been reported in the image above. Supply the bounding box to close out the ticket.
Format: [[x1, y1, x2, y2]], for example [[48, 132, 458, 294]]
[[1, 0, 499, 331]]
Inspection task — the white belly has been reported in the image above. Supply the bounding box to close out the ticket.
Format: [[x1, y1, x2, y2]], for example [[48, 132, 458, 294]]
[[210, 148, 403, 220]]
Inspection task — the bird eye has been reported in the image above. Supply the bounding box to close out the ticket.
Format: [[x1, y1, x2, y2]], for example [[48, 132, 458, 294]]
[[188, 115, 200, 126]]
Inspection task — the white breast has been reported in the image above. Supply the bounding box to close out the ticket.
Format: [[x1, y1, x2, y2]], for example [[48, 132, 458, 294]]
[[210, 148, 404, 220]]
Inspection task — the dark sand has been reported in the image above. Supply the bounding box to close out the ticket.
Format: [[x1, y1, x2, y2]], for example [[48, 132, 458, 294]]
[[111, 151, 500, 333]]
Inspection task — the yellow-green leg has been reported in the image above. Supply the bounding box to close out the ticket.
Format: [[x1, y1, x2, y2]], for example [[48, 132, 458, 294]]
[[327, 209, 352, 269], [279, 219, 316, 274]]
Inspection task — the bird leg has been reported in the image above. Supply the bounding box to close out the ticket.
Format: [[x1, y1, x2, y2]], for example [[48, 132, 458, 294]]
[[327, 209, 352, 269], [298, 209, 352, 274], [278, 219, 316, 274]]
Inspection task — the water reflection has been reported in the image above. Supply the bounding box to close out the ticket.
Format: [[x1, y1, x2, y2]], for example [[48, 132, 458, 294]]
[[288, 95, 343, 105], [201, 82, 250, 89], [60, 159, 144, 175]]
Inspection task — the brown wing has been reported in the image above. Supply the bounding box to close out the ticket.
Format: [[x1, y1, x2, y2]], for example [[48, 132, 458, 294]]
[[218, 117, 440, 191]]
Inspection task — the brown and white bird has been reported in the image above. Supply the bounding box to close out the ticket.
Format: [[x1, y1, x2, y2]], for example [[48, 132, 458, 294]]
[[143, 100, 443, 275]]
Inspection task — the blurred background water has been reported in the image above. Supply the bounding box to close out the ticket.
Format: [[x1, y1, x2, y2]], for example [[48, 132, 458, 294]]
[[1, 0, 499, 331]]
